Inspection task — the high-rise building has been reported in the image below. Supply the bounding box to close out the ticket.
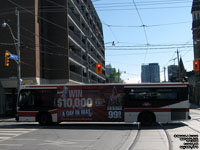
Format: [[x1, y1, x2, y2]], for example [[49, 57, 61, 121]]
[[141, 63, 160, 83], [0, 0, 105, 116], [141, 64, 150, 83]]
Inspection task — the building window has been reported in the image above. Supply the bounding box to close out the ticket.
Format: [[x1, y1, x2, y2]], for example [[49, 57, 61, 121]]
[[193, 12, 200, 20]]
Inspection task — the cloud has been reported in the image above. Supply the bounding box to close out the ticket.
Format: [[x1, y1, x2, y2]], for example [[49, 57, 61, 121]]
[[123, 76, 141, 83]]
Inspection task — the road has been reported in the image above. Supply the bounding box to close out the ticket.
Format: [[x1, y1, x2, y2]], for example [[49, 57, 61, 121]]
[[0, 108, 199, 150]]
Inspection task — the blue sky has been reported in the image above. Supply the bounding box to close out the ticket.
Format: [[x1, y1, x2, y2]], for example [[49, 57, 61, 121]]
[[93, 0, 194, 83]]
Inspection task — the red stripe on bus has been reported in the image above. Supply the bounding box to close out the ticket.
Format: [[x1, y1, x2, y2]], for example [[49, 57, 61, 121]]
[[124, 108, 189, 112], [49, 109, 59, 114], [18, 111, 38, 117]]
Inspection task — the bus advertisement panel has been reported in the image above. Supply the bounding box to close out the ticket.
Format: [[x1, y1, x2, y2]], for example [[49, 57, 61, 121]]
[[56, 85, 124, 122]]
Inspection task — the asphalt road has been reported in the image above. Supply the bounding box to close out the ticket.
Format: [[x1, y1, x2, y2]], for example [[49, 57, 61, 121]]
[[0, 108, 199, 150]]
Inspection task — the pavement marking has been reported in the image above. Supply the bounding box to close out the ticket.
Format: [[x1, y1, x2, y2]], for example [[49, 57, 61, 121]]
[[0, 144, 23, 146], [0, 128, 38, 142], [39, 140, 76, 146], [0, 137, 10, 140], [10, 138, 37, 141], [38, 140, 94, 148], [67, 139, 96, 142], [0, 131, 31, 133], [58, 145, 93, 148], [0, 133, 20, 136]]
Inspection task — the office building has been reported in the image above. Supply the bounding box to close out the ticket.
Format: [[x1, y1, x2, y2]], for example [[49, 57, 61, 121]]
[[141, 63, 160, 83], [0, 0, 105, 116]]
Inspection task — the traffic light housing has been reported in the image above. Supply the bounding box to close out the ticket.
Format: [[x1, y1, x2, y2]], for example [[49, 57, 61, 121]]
[[5, 51, 10, 67], [193, 60, 200, 71], [96, 62, 102, 74]]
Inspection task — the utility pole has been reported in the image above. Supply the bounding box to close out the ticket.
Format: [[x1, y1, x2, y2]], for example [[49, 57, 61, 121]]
[[163, 67, 166, 82], [16, 8, 21, 94], [176, 49, 180, 80], [118, 69, 120, 83]]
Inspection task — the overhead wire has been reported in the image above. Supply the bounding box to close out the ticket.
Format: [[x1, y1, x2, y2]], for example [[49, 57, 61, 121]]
[[4, 0, 195, 74], [103, 21, 191, 28], [132, 0, 149, 62]]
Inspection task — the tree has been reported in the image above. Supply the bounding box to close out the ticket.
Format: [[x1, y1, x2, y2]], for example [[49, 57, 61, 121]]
[[106, 68, 124, 83]]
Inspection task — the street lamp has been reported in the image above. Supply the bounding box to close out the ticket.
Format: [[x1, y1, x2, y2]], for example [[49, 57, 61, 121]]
[[2, 9, 21, 94], [2, 22, 18, 42]]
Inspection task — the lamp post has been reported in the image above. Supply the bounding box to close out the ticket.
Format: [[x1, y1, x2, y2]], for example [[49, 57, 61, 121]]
[[2, 9, 21, 94]]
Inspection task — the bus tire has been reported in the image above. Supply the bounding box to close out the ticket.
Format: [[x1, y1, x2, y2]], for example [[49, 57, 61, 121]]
[[37, 112, 52, 126], [138, 111, 156, 126]]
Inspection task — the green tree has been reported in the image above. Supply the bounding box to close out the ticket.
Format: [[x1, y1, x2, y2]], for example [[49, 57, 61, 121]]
[[106, 68, 124, 83]]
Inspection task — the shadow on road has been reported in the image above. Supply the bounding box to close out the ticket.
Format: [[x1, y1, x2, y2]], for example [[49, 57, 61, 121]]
[[0, 121, 189, 131]]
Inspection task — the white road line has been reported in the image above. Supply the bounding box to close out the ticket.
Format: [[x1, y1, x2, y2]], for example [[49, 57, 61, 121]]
[[0, 137, 10, 140], [58, 145, 93, 148], [67, 139, 96, 142], [10, 138, 37, 141], [0, 133, 19, 136], [0, 144, 23, 146], [0, 131, 31, 133], [0, 128, 38, 142], [0, 129, 37, 131]]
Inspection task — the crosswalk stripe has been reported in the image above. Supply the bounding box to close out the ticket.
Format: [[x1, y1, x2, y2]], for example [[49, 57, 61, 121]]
[[0, 144, 23, 146], [0, 131, 30, 133], [0, 128, 38, 142], [0, 128, 37, 132], [0, 137, 10, 140], [0, 133, 20, 136]]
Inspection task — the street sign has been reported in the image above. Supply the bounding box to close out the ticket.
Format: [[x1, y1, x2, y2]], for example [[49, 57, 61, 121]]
[[9, 53, 18, 61]]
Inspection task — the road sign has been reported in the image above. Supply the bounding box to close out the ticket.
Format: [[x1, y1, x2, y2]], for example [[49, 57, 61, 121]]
[[9, 53, 18, 61]]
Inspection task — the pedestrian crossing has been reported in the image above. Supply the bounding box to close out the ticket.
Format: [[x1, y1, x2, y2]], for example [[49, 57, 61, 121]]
[[0, 128, 37, 142]]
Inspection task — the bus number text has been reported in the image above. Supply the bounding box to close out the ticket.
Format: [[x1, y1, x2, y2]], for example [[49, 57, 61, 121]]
[[108, 111, 122, 119]]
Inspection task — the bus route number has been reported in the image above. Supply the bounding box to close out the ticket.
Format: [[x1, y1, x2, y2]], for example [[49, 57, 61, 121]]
[[108, 111, 122, 119]]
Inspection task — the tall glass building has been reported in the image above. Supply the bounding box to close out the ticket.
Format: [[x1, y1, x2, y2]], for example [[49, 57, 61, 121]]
[[141, 63, 160, 83]]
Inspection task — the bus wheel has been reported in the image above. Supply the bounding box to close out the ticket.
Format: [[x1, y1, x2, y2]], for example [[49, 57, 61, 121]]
[[38, 113, 52, 126], [138, 111, 155, 126]]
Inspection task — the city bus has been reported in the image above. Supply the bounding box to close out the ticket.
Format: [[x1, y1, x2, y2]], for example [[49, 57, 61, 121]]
[[16, 83, 189, 125]]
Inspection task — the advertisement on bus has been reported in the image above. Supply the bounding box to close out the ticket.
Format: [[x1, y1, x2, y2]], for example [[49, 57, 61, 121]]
[[56, 85, 125, 122]]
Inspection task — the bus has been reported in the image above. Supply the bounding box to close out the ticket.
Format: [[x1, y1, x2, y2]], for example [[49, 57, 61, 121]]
[[16, 83, 189, 125]]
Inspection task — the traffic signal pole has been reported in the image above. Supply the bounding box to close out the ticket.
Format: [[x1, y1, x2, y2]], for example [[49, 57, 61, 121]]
[[15, 8, 21, 94]]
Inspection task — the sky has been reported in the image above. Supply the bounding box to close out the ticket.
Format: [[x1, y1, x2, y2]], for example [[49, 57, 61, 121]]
[[92, 0, 194, 83]]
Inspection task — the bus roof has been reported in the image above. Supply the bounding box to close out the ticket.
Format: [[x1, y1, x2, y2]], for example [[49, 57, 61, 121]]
[[20, 82, 188, 90]]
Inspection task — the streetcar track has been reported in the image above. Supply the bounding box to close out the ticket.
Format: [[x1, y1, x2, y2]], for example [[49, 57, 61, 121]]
[[116, 125, 136, 150], [128, 127, 141, 150], [186, 126, 200, 134], [158, 123, 173, 150], [128, 123, 172, 150], [183, 122, 200, 134], [190, 117, 200, 121]]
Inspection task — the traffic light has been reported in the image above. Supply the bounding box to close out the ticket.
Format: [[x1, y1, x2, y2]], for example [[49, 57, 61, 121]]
[[5, 51, 10, 67], [96, 62, 102, 74], [193, 60, 200, 71]]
